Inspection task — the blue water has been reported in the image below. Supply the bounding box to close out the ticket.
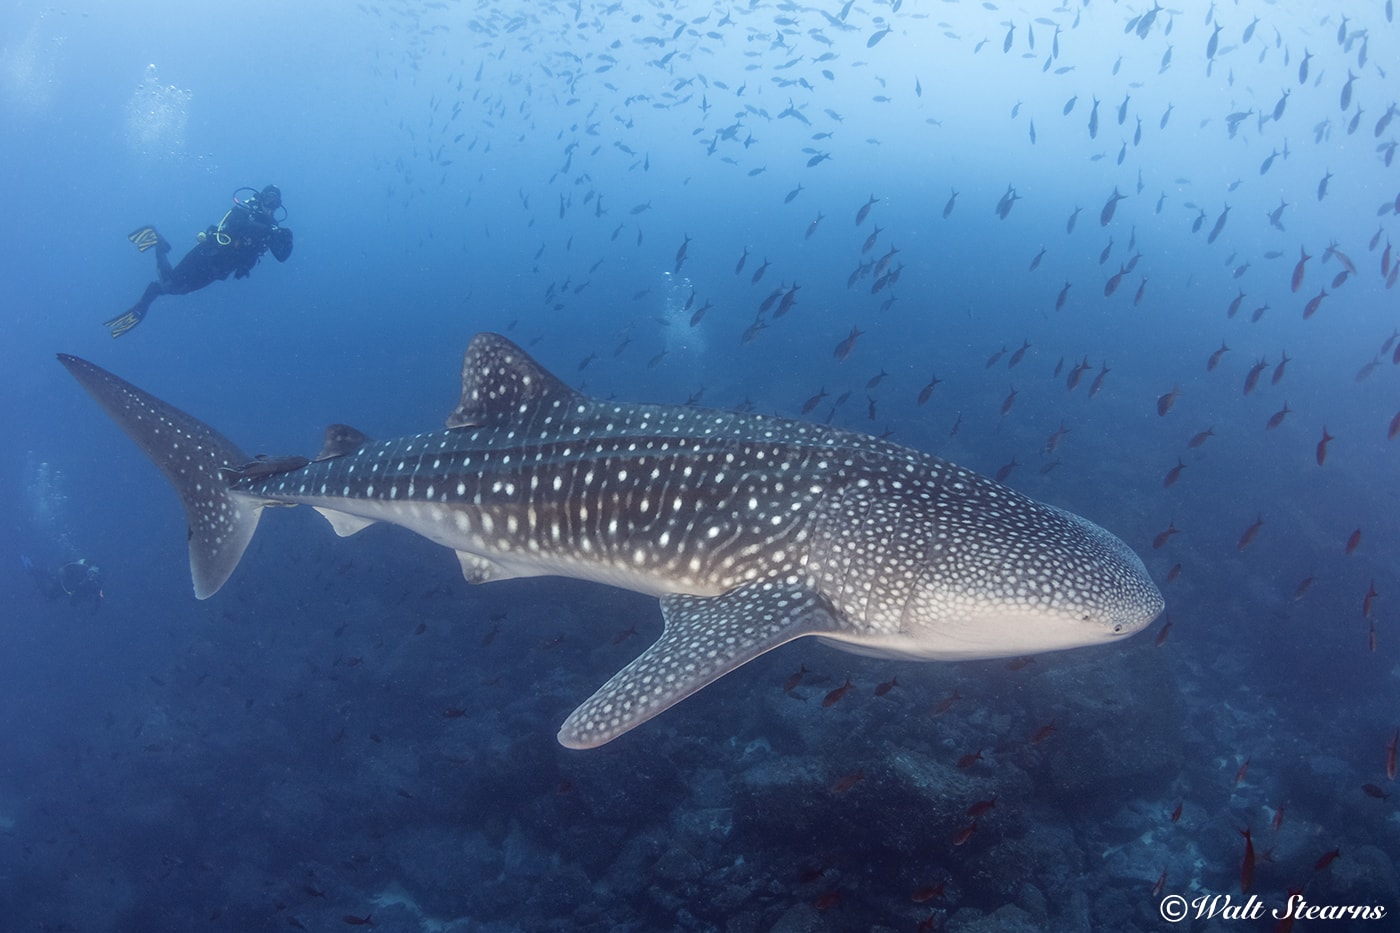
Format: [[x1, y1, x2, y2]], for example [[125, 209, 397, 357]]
[[3, 1, 1398, 929]]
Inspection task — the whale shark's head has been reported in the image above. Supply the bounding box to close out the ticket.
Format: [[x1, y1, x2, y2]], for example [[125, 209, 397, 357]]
[[894, 501, 1164, 660], [812, 461, 1164, 663]]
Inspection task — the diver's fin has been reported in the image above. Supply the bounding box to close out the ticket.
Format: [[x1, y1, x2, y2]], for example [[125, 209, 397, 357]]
[[102, 307, 146, 338], [56, 354, 263, 599], [127, 226, 160, 252]]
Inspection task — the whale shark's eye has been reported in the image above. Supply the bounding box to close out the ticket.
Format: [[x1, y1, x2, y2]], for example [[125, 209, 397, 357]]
[[1113, 623, 1124, 633]]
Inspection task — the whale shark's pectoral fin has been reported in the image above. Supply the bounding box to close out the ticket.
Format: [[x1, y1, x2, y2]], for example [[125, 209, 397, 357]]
[[454, 550, 529, 584], [315, 424, 373, 461], [557, 580, 841, 749], [313, 508, 377, 537]]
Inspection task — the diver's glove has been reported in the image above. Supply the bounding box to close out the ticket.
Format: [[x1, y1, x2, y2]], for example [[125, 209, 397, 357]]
[[103, 307, 146, 338]]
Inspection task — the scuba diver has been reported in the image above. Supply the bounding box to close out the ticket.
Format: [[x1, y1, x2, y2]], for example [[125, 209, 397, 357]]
[[105, 184, 294, 338], [22, 556, 104, 611]]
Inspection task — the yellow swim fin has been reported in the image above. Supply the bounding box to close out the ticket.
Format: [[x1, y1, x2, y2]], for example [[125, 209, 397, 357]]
[[127, 226, 159, 252], [102, 308, 146, 338]]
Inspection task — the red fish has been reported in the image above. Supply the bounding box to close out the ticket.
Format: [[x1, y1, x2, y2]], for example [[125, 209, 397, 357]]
[[442, 707, 466, 718], [1000, 385, 1018, 416], [917, 373, 942, 405], [342, 915, 373, 927], [1170, 801, 1182, 823], [833, 327, 863, 361], [932, 689, 961, 716], [822, 677, 854, 708], [1276, 886, 1305, 933], [1293, 575, 1316, 600], [1090, 364, 1111, 397], [1265, 402, 1292, 430], [1273, 806, 1285, 830], [1163, 458, 1187, 487], [1364, 581, 1379, 618], [1291, 245, 1310, 292], [1153, 520, 1181, 549], [967, 797, 997, 818], [911, 882, 945, 903], [1227, 289, 1246, 318], [1237, 515, 1264, 551], [1235, 757, 1251, 785], [1313, 848, 1341, 872], [829, 770, 865, 794], [1152, 869, 1167, 897], [1243, 358, 1269, 395], [874, 675, 899, 697], [956, 750, 983, 769], [1208, 341, 1230, 371], [1240, 828, 1255, 893], [952, 820, 978, 846], [1031, 720, 1057, 743], [1390, 411, 1400, 441], [1006, 656, 1036, 671], [1157, 385, 1181, 416], [611, 625, 638, 645], [1104, 264, 1126, 296], [1370, 621, 1377, 653], [1387, 728, 1398, 781], [1155, 620, 1173, 647], [1166, 563, 1182, 583], [1316, 427, 1334, 465], [1345, 528, 1362, 554], [814, 889, 841, 911], [1066, 356, 1091, 390], [1362, 783, 1389, 800], [783, 664, 808, 693], [1302, 288, 1328, 319]]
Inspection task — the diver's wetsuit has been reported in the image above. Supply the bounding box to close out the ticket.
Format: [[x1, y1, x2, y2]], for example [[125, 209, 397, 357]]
[[107, 202, 293, 337], [23, 558, 103, 611]]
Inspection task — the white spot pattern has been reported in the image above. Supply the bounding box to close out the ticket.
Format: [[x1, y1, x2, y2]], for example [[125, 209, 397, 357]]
[[61, 334, 1162, 750]]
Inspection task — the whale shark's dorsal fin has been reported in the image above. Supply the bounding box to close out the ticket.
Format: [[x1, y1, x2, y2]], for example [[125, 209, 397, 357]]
[[558, 581, 842, 749], [446, 332, 579, 429], [315, 423, 373, 461]]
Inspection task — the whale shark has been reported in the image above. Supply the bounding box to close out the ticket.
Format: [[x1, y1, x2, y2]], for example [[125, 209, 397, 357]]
[[58, 333, 1163, 748]]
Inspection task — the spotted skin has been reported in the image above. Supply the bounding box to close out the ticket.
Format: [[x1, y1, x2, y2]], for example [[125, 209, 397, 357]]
[[59, 334, 1163, 749], [55, 354, 261, 600]]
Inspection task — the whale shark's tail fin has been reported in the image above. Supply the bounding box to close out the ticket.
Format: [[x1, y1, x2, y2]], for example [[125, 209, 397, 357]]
[[57, 354, 263, 598]]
